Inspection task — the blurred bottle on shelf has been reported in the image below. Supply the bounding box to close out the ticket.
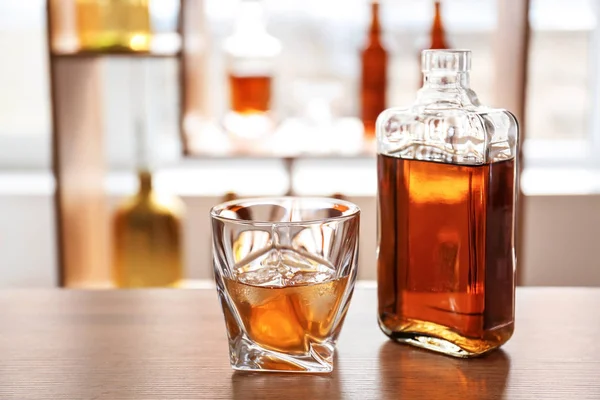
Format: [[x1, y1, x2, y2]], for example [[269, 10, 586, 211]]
[[75, 0, 151, 52], [332, 193, 347, 201], [223, 0, 281, 147], [112, 122, 185, 288], [360, 0, 388, 140], [223, 191, 239, 203], [429, 0, 449, 50], [419, 1, 450, 86]]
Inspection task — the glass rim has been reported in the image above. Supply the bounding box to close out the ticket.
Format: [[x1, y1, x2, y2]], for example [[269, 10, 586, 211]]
[[210, 196, 361, 226]]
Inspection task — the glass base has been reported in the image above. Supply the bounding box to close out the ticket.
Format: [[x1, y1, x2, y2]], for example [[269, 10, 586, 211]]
[[229, 335, 335, 373], [378, 316, 513, 358]]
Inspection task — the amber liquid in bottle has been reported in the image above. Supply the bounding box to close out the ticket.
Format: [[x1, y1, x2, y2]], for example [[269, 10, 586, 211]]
[[76, 0, 151, 52], [229, 75, 272, 115], [377, 155, 515, 356], [112, 171, 184, 288], [360, 1, 388, 139]]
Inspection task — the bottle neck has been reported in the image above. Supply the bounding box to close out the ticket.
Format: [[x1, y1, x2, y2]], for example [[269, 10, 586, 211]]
[[368, 2, 382, 42], [235, 1, 267, 34], [423, 71, 470, 88], [418, 70, 479, 107], [138, 170, 153, 195], [133, 118, 154, 195], [429, 1, 448, 49]]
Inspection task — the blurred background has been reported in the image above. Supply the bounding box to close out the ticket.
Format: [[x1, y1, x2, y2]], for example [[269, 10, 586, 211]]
[[0, 0, 598, 288]]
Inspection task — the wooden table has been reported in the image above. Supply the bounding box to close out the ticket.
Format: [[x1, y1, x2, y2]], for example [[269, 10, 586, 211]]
[[1, 285, 599, 399]]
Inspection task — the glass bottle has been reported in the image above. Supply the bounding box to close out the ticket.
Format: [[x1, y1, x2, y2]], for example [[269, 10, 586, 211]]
[[111, 123, 185, 288], [223, 0, 281, 141], [360, 0, 388, 140], [75, 0, 151, 52], [376, 50, 518, 357]]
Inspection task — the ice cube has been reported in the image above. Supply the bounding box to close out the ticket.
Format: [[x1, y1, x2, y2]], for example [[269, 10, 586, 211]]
[[234, 247, 336, 287], [289, 270, 336, 285], [235, 266, 286, 287]]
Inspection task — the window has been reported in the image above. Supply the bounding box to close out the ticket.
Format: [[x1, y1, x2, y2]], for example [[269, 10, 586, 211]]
[[525, 0, 598, 168], [205, 0, 497, 121], [0, 1, 51, 169], [0, 0, 598, 177]]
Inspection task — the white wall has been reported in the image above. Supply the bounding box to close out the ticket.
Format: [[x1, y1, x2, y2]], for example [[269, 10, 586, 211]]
[[1, 189, 599, 288], [0, 194, 57, 287], [520, 195, 600, 286]]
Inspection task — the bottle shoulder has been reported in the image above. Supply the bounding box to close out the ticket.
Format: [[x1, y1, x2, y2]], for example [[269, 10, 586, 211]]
[[376, 105, 518, 164], [114, 192, 185, 220], [378, 104, 517, 121]]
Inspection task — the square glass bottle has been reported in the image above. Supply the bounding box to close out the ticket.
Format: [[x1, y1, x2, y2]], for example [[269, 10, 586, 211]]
[[376, 50, 518, 357]]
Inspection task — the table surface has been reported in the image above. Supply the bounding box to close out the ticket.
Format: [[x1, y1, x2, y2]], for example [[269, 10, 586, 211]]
[[1, 284, 599, 400]]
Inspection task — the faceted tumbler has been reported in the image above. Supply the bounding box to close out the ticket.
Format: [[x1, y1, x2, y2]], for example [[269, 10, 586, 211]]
[[211, 197, 360, 373]]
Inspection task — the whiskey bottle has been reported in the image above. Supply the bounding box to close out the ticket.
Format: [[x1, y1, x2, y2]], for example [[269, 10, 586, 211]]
[[360, 0, 388, 140], [111, 123, 185, 288], [75, 0, 151, 52], [377, 50, 518, 357]]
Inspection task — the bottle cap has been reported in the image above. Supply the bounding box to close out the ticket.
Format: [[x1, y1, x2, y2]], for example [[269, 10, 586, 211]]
[[422, 49, 471, 73]]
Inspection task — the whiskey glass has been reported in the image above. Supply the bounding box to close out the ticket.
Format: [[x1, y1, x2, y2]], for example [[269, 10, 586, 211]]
[[211, 197, 360, 373]]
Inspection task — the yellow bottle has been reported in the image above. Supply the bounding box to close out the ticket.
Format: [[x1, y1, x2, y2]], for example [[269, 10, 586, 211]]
[[111, 103, 184, 288], [76, 0, 151, 52], [112, 169, 184, 288]]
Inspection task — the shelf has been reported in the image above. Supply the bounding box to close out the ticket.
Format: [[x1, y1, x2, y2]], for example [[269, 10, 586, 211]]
[[48, 0, 183, 59], [183, 116, 377, 160], [50, 34, 183, 59], [46, 0, 206, 288], [50, 49, 182, 59]]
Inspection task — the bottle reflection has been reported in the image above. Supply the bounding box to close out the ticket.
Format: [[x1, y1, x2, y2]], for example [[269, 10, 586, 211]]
[[378, 342, 510, 399], [231, 369, 341, 400]]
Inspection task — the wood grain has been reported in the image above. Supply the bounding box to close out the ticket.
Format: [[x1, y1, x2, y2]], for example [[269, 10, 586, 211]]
[[0, 286, 599, 399]]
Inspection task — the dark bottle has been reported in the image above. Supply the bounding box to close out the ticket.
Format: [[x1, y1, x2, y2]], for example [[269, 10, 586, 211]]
[[429, 0, 449, 50], [418, 1, 451, 87], [360, 0, 388, 140]]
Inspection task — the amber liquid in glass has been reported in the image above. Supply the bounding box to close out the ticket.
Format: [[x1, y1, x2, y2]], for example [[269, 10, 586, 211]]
[[223, 275, 350, 355], [377, 155, 515, 356], [229, 74, 272, 115], [361, 2, 387, 138], [112, 171, 184, 288]]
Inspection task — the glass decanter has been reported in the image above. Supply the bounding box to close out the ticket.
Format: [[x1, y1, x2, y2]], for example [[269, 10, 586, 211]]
[[376, 49, 518, 357], [222, 0, 281, 145]]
